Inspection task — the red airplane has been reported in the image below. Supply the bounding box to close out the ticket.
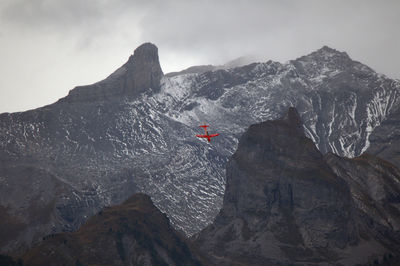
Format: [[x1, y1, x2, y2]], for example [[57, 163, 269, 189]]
[[196, 125, 220, 142]]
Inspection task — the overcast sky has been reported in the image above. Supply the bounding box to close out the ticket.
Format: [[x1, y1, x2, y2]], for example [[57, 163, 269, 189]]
[[0, 0, 399, 113]]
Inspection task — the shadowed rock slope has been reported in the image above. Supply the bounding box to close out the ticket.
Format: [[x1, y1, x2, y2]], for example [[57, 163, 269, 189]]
[[195, 108, 400, 265], [366, 104, 400, 167], [64, 42, 163, 102], [0, 42, 166, 255], [20, 193, 202, 266], [2, 42, 400, 255]]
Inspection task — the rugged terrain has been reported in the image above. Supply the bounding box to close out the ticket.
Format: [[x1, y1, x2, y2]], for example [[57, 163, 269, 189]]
[[366, 104, 400, 167], [1, 42, 400, 253], [195, 108, 400, 265], [4, 108, 400, 265], [20, 193, 202, 266]]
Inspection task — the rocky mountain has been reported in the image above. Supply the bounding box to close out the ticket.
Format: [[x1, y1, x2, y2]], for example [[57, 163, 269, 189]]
[[65, 42, 163, 101], [366, 104, 400, 167], [20, 193, 202, 266], [1, 42, 400, 254], [195, 108, 400, 265]]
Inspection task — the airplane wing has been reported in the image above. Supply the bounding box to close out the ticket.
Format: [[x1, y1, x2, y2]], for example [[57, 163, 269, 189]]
[[196, 133, 219, 142], [196, 134, 212, 142]]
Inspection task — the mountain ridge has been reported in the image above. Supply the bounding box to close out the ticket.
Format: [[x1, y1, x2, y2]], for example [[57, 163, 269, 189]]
[[10, 108, 400, 265], [195, 108, 400, 265], [20, 193, 203, 266], [59, 42, 163, 103], [1, 42, 400, 254], [165, 55, 259, 78]]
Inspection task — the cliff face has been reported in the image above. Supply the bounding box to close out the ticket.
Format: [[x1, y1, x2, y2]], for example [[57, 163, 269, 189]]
[[0, 163, 87, 254], [12, 108, 400, 265], [64, 42, 163, 102], [195, 108, 400, 265], [366, 105, 400, 167], [325, 153, 400, 247], [21, 193, 202, 266], [2, 42, 400, 254]]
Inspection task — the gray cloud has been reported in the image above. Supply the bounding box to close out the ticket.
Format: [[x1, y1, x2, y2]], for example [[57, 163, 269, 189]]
[[141, 0, 400, 69], [0, 0, 399, 113]]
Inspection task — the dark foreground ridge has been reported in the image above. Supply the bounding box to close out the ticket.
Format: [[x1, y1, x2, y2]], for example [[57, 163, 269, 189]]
[[3, 108, 400, 265], [195, 107, 400, 265], [1, 41, 400, 258], [20, 193, 202, 265]]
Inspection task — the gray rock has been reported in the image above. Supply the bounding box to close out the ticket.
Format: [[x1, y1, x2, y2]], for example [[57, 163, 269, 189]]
[[1, 43, 400, 255], [64, 42, 163, 102], [325, 152, 400, 237], [195, 108, 400, 265], [20, 193, 203, 266], [366, 105, 400, 166]]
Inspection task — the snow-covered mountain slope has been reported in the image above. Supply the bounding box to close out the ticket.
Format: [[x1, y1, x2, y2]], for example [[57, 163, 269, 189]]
[[195, 108, 400, 265], [160, 46, 400, 158], [1, 43, 399, 253]]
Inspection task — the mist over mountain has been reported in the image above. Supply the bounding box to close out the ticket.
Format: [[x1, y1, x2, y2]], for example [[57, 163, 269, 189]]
[[165, 55, 259, 78], [1, 42, 400, 262]]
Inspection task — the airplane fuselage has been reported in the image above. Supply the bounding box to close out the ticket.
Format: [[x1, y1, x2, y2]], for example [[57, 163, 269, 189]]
[[196, 125, 219, 142]]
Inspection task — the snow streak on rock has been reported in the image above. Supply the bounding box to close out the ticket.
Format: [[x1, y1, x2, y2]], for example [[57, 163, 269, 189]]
[[1, 46, 400, 244]]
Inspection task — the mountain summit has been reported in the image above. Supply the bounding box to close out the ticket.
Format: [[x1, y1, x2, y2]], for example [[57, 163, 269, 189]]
[[195, 108, 400, 265], [1, 43, 400, 255], [64, 42, 163, 102]]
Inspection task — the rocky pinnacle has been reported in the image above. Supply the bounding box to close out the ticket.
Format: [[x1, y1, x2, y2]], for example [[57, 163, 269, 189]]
[[195, 108, 400, 265], [64, 42, 164, 102]]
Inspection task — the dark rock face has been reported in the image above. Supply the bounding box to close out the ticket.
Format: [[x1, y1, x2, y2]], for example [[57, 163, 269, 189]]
[[65, 42, 163, 102], [288, 47, 400, 157], [195, 108, 400, 265], [163, 46, 400, 159], [21, 193, 202, 266], [366, 105, 400, 167], [0, 164, 88, 254], [325, 153, 400, 241], [1, 43, 400, 254]]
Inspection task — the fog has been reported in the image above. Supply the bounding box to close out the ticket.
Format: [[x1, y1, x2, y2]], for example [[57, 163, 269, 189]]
[[0, 0, 399, 112]]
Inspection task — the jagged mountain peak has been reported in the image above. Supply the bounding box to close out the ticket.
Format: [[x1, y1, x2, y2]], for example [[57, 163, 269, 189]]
[[282, 106, 303, 129], [286, 45, 377, 86], [293, 45, 351, 67], [196, 108, 400, 265], [235, 107, 327, 174], [240, 107, 305, 151], [196, 108, 355, 264], [309, 45, 350, 59], [319, 45, 345, 53], [126, 42, 162, 72], [62, 42, 163, 103], [130, 42, 159, 60], [2, 40, 400, 255]]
